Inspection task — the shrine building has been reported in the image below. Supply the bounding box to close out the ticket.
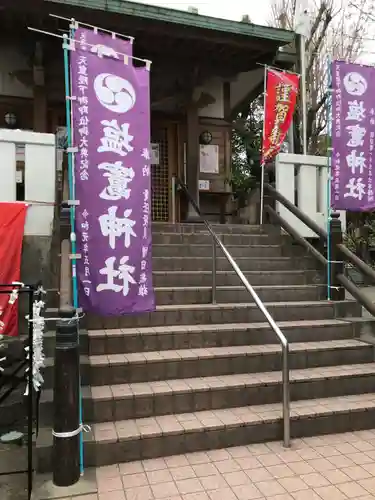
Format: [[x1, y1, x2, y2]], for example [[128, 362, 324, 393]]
[[0, 0, 295, 223]]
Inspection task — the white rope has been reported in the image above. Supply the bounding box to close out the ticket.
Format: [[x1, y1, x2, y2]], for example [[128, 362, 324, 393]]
[[26, 312, 85, 324], [52, 424, 91, 439], [24, 298, 46, 395]]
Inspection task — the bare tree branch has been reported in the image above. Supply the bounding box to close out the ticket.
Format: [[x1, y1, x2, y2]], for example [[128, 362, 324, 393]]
[[270, 0, 374, 154]]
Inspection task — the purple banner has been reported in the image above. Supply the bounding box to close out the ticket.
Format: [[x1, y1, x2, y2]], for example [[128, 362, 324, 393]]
[[70, 29, 155, 315], [332, 61, 375, 211], [74, 26, 133, 58]]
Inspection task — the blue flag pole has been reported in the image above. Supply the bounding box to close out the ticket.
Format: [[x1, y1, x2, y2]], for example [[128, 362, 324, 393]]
[[62, 28, 84, 475], [326, 58, 333, 301]]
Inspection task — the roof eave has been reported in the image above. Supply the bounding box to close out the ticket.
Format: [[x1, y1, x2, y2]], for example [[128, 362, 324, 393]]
[[47, 0, 295, 45]]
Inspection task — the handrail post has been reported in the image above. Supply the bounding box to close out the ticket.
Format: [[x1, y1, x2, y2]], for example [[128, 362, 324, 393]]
[[176, 177, 291, 446], [328, 213, 345, 301], [171, 175, 176, 224], [212, 239, 217, 304], [282, 344, 291, 448]]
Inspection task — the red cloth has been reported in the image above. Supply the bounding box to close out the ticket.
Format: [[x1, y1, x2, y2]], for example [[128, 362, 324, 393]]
[[0, 203, 27, 337], [262, 69, 300, 165]]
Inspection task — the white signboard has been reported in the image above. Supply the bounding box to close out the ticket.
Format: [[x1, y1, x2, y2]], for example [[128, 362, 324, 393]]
[[199, 179, 210, 191], [200, 144, 219, 174], [151, 143, 160, 165], [16, 144, 25, 162], [16, 170, 23, 183]]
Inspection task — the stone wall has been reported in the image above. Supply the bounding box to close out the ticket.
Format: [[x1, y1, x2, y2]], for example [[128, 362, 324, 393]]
[[18, 234, 59, 335]]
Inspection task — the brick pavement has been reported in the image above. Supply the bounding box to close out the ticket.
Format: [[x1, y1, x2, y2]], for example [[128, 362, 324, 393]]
[[54, 429, 375, 500]]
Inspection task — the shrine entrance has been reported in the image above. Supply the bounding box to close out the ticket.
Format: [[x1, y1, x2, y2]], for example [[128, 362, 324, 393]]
[[151, 122, 178, 222]]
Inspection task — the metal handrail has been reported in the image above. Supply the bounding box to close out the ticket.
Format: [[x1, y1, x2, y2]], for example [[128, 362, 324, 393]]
[[263, 185, 375, 318], [173, 176, 290, 447], [264, 183, 375, 282]]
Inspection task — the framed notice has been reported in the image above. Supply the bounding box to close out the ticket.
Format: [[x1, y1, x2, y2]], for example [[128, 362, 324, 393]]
[[151, 143, 160, 165], [200, 144, 219, 174], [199, 180, 210, 191]]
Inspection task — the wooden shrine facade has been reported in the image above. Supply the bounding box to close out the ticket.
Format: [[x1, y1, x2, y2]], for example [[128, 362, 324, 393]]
[[0, 0, 295, 222]]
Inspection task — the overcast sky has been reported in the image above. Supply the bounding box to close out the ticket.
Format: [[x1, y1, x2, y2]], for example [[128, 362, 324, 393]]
[[127, 0, 273, 25]]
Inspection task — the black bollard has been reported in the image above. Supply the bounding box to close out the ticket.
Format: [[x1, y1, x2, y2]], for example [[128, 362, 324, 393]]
[[328, 213, 345, 301], [52, 306, 80, 486]]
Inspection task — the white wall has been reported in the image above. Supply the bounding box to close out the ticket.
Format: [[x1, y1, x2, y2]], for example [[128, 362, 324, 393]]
[[275, 153, 346, 238], [230, 68, 263, 112], [194, 77, 224, 118], [0, 129, 56, 236], [190, 67, 268, 118]]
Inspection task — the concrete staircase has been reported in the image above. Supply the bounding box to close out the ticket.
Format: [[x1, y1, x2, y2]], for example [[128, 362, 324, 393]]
[[38, 223, 375, 471]]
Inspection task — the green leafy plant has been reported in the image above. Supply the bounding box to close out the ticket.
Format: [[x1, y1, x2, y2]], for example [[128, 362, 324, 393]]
[[230, 96, 263, 203], [344, 217, 375, 266]]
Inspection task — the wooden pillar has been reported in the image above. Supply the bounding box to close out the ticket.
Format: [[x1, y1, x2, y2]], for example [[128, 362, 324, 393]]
[[33, 42, 47, 132], [33, 87, 47, 132], [185, 103, 200, 220]]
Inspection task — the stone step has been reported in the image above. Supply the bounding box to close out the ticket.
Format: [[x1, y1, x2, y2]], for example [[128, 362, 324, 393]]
[[43, 318, 371, 358], [151, 232, 280, 246], [152, 256, 319, 272], [79, 340, 374, 386], [152, 252, 320, 272], [151, 223, 267, 235], [153, 285, 324, 305], [40, 359, 375, 424], [85, 300, 361, 330], [152, 270, 322, 288], [0, 444, 29, 474], [151, 244, 287, 259], [89, 318, 370, 355], [36, 392, 375, 470], [43, 318, 368, 359]]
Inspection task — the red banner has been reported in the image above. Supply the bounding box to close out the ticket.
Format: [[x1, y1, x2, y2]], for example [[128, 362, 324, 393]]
[[0, 203, 27, 337], [262, 69, 300, 165]]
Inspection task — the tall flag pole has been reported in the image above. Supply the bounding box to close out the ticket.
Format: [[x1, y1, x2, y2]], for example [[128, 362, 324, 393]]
[[66, 22, 85, 475], [294, 0, 311, 154], [326, 59, 333, 301], [300, 35, 308, 153], [259, 65, 267, 225]]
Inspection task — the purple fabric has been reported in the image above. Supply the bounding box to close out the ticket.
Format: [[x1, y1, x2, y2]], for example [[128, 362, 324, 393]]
[[332, 60, 375, 211], [70, 28, 155, 315], [75, 26, 133, 57]]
